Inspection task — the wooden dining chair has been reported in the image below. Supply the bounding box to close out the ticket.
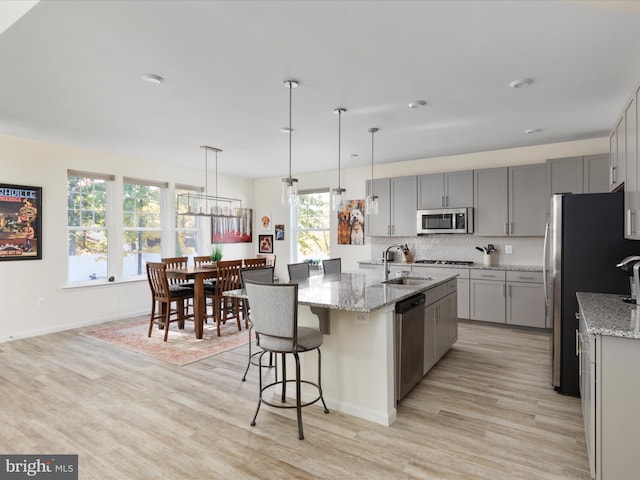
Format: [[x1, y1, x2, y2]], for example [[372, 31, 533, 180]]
[[244, 257, 268, 269], [256, 253, 276, 268], [161, 256, 193, 316], [146, 262, 195, 341], [213, 259, 244, 336], [193, 255, 214, 268], [287, 262, 310, 283], [322, 258, 341, 275]]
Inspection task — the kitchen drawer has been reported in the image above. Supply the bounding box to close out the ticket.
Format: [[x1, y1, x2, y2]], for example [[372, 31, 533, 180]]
[[470, 269, 506, 281], [425, 282, 451, 305], [506, 271, 543, 283]]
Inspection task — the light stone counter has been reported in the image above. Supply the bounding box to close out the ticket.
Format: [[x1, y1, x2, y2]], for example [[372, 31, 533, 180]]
[[358, 260, 542, 272], [576, 291, 640, 340]]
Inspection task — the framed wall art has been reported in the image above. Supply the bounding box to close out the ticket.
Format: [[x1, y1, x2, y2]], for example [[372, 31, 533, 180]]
[[258, 234, 273, 253], [337, 199, 365, 245], [275, 224, 285, 240], [258, 213, 273, 233], [0, 183, 43, 261]]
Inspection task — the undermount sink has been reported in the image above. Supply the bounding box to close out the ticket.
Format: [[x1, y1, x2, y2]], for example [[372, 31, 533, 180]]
[[382, 276, 433, 286]]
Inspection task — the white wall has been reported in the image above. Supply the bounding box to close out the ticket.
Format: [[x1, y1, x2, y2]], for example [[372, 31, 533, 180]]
[[0, 134, 254, 341], [0, 133, 608, 340]]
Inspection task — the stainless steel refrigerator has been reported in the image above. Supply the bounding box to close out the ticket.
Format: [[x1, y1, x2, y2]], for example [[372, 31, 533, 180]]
[[545, 192, 637, 396]]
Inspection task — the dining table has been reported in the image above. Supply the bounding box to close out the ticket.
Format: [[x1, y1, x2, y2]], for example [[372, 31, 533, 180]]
[[166, 265, 217, 339]]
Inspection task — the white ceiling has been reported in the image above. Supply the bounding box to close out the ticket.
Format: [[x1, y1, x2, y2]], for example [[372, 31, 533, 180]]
[[2, 0, 640, 179]]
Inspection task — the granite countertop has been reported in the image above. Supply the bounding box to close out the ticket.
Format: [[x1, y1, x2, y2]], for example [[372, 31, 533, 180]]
[[229, 270, 457, 314], [576, 292, 640, 340], [358, 260, 542, 272]]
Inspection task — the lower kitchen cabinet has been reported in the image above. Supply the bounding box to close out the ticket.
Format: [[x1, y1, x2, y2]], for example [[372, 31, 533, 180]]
[[470, 269, 506, 323], [412, 265, 469, 319], [424, 280, 457, 375], [506, 271, 545, 328], [578, 310, 640, 480]]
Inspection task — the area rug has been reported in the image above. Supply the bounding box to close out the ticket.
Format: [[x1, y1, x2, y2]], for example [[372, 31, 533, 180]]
[[81, 317, 252, 366]]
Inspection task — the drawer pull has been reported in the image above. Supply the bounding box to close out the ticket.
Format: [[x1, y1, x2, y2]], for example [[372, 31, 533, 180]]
[[519, 276, 535, 280], [480, 274, 496, 278]]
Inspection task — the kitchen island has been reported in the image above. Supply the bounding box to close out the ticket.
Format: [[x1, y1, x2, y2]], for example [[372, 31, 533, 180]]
[[249, 270, 459, 426]]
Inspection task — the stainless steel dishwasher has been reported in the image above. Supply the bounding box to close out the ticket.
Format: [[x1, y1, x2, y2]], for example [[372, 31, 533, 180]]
[[395, 293, 426, 402]]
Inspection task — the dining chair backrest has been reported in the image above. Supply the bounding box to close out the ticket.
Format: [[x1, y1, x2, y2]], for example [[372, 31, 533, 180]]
[[241, 266, 275, 287], [322, 258, 341, 275], [147, 262, 171, 300], [194, 255, 214, 268], [245, 281, 298, 348], [287, 262, 310, 283], [215, 259, 243, 293], [244, 257, 268, 269], [161, 256, 189, 285], [257, 253, 277, 268]]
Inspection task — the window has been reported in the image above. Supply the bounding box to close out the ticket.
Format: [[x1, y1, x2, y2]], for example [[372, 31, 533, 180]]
[[175, 186, 200, 259], [67, 171, 113, 283], [122, 178, 164, 278], [294, 190, 330, 265]]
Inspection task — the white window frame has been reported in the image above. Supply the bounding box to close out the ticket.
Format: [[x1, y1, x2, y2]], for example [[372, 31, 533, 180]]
[[292, 189, 331, 264]]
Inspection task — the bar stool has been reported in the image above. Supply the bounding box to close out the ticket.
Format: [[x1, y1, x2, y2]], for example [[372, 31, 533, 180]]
[[245, 281, 329, 439]]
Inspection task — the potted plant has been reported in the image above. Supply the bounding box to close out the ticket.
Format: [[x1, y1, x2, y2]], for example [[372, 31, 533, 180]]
[[209, 244, 224, 263]]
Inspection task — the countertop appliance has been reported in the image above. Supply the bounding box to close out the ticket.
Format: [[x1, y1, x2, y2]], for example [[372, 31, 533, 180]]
[[415, 259, 474, 266], [395, 293, 426, 402], [616, 255, 640, 303], [546, 192, 637, 396], [417, 208, 473, 235]]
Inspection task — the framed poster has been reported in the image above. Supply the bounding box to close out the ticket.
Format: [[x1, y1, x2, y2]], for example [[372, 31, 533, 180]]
[[337, 199, 365, 245], [0, 184, 42, 260], [258, 234, 273, 253], [258, 213, 273, 233], [210, 208, 253, 244]]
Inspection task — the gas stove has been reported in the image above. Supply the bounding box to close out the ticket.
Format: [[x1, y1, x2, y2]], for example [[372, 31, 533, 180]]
[[415, 259, 474, 266]]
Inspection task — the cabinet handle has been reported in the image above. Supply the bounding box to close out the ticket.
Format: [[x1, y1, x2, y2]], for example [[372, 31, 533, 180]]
[[611, 165, 617, 184], [504, 222, 509, 235], [480, 274, 496, 278], [510, 222, 514, 235], [441, 196, 445, 208], [444, 195, 448, 207], [626, 209, 635, 236], [502, 284, 506, 297], [575, 312, 581, 320], [519, 276, 535, 280], [508, 285, 512, 297], [576, 329, 581, 356]]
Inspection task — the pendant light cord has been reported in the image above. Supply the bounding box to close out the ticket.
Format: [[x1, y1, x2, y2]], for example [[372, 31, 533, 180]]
[[288, 81, 293, 179], [338, 109, 342, 189]]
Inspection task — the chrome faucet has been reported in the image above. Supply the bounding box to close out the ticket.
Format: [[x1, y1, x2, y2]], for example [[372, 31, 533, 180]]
[[383, 244, 407, 281]]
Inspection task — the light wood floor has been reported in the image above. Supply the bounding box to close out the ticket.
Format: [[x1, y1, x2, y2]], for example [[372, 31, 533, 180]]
[[0, 320, 589, 479]]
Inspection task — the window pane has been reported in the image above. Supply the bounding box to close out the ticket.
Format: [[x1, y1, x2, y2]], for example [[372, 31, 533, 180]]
[[123, 231, 162, 277], [296, 191, 330, 263], [123, 183, 161, 228], [67, 175, 108, 283]]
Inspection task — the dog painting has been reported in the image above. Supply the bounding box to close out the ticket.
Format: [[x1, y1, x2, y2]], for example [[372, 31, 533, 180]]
[[337, 199, 366, 245]]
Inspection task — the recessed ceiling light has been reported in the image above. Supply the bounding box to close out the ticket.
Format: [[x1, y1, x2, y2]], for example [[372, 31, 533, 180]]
[[347, 153, 358, 158], [510, 78, 532, 89], [280, 127, 294, 133], [142, 73, 164, 85], [408, 100, 427, 109], [525, 128, 542, 134]]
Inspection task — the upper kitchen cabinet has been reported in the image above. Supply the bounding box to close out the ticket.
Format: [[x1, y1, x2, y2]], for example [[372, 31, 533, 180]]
[[417, 171, 473, 209], [474, 164, 545, 236], [623, 90, 639, 239], [509, 164, 546, 236], [365, 176, 417, 237], [545, 154, 610, 216], [612, 116, 626, 191]]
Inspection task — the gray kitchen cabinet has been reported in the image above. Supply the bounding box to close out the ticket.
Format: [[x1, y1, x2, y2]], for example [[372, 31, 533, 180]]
[[417, 171, 473, 209], [624, 92, 639, 239], [412, 265, 469, 319], [578, 309, 640, 480], [609, 129, 617, 192], [509, 163, 546, 236], [366, 176, 417, 237], [612, 115, 626, 191], [546, 154, 609, 200], [583, 154, 610, 194], [506, 271, 545, 328], [470, 269, 506, 323], [474, 167, 508, 236], [423, 280, 458, 375], [474, 165, 545, 236]]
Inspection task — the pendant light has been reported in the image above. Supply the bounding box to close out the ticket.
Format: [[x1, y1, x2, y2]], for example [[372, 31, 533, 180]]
[[281, 79, 299, 207], [365, 127, 379, 215], [331, 107, 347, 211]]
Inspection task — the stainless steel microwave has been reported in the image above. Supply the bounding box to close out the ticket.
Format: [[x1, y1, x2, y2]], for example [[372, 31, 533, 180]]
[[416, 208, 473, 234]]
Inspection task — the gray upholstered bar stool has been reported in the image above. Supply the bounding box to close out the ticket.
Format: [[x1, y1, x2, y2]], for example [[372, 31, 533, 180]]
[[287, 262, 310, 282], [244, 281, 329, 440], [240, 266, 275, 381], [321, 258, 341, 274]]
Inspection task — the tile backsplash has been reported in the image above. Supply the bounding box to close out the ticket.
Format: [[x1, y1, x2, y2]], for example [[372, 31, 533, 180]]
[[371, 234, 544, 266]]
